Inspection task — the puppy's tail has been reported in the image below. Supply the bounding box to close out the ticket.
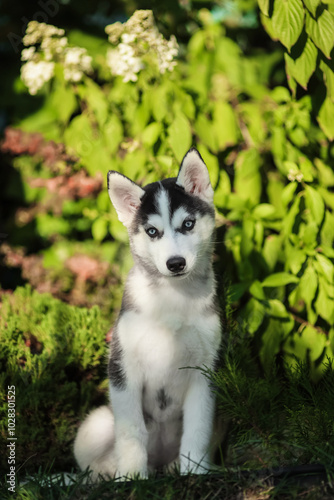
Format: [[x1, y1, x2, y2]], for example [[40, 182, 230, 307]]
[[74, 405, 117, 480]]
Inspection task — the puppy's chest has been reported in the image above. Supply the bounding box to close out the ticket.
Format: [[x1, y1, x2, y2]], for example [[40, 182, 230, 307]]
[[131, 315, 208, 371]]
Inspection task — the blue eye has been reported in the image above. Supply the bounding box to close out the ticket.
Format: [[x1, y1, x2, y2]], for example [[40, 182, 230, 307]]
[[183, 219, 195, 231], [146, 227, 158, 237]]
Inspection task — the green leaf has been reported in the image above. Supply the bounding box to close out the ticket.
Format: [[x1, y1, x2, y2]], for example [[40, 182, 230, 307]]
[[240, 102, 267, 145], [262, 272, 299, 287], [17, 99, 59, 139], [263, 235, 281, 271], [272, 0, 304, 51], [317, 96, 334, 140], [281, 182, 297, 206], [78, 79, 108, 127], [300, 263, 318, 308], [321, 211, 334, 249], [131, 99, 151, 136], [103, 114, 123, 156], [304, 185, 325, 226], [91, 217, 108, 242], [244, 297, 266, 333], [51, 83, 77, 124], [195, 114, 218, 152], [213, 101, 239, 150], [272, 126, 287, 161], [254, 221, 264, 249], [241, 219, 255, 257], [301, 221, 318, 247], [85, 145, 113, 175], [303, 0, 321, 17], [282, 195, 301, 236], [315, 253, 334, 283], [298, 325, 326, 360], [249, 280, 266, 300], [287, 247, 307, 274], [151, 84, 169, 122], [122, 150, 147, 180], [299, 156, 314, 181], [109, 216, 128, 243], [284, 35, 318, 89], [64, 113, 94, 157], [156, 155, 173, 171], [179, 91, 196, 120], [315, 277, 334, 324], [229, 282, 250, 302], [260, 317, 290, 372], [142, 122, 162, 147], [258, 0, 270, 16], [305, 8, 334, 59], [234, 148, 262, 205], [168, 112, 192, 163], [260, 12, 278, 41], [271, 86, 292, 103], [315, 159, 334, 187], [214, 170, 231, 207], [329, 328, 334, 353], [253, 203, 277, 219], [266, 299, 294, 321], [284, 325, 327, 381], [319, 57, 334, 101], [36, 213, 71, 237]]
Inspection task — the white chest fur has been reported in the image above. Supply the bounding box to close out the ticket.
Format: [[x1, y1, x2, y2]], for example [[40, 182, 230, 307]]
[[115, 267, 221, 424]]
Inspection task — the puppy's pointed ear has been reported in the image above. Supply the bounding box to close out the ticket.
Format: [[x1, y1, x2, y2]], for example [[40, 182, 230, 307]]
[[176, 148, 214, 204], [107, 171, 145, 227]]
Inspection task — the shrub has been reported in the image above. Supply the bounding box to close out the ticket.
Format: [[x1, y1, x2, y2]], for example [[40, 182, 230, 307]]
[[0, 286, 109, 474], [5, 8, 332, 379]]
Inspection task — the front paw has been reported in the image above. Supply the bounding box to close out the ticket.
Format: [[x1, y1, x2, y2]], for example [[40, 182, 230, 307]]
[[116, 442, 148, 479]]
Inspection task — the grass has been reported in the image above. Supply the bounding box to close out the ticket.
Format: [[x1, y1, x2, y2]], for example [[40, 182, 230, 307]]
[[3, 466, 334, 500], [1, 286, 334, 499]]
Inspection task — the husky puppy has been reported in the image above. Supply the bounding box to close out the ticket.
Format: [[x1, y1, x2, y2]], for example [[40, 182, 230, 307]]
[[74, 148, 222, 479]]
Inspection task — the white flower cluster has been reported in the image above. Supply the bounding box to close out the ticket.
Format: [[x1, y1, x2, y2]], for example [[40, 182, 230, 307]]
[[63, 47, 93, 82], [106, 35, 144, 83], [21, 60, 55, 96], [105, 10, 179, 82], [20, 21, 93, 95], [288, 168, 304, 182], [22, 21, 66, 46]]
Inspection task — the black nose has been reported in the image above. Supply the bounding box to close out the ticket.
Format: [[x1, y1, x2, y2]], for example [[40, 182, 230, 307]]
[[166, 256, 186, 273]]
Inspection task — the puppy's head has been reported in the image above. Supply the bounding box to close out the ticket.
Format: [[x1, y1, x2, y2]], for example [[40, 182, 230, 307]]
[[108, 148, 215, 279]]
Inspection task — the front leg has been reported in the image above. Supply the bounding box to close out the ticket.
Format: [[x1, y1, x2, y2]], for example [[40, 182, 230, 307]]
[[110, 383, 148, 478], [180, 372, 215, 474]]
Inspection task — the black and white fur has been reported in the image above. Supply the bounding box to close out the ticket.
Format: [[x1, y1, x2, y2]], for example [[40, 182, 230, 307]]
[[74, 148, 222, 479]]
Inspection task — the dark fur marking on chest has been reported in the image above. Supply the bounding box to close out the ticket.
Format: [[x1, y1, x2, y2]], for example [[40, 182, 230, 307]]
[[108, 329, 126, 390], [156, 388, 172, 411]]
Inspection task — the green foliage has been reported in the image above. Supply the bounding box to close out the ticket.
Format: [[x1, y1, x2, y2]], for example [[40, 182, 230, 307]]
[[258, 0, 334, 139], [3, 8, 334, 394], [206, 316, 334, 470], [0, 286, 109, 474]]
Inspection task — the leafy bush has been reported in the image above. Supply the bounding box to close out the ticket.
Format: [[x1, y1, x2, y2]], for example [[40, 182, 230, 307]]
[[258, 0, 334, 140], [209, 325, 334, 469], [4, 8, 332, 379], [0, 285, 109, 474]]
